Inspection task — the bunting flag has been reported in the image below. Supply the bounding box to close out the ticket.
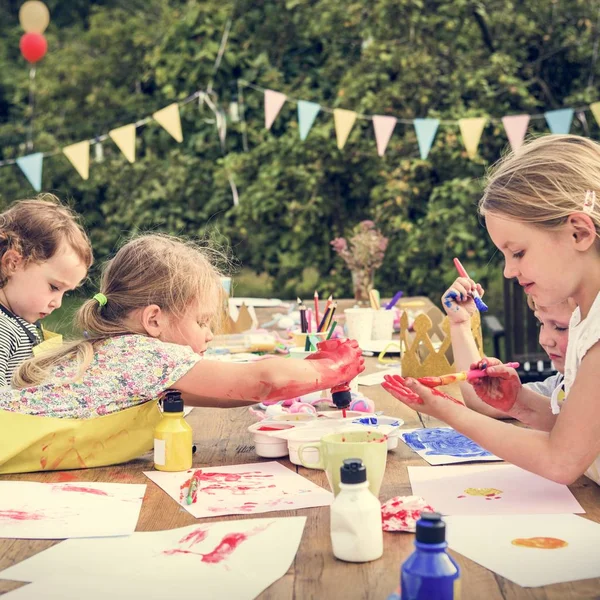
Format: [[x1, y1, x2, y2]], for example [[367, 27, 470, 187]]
[[333, 108, 357, 150], [544, 108, 574, 135], [16, 152, 43, 191], [152, 103, 183, 143], [589, 102, 600, 127], [62, 140, 90, 180], [372, 115, 397, 157], [413, 118, 439, 160], [501, 114, 530, 152], [264, 90, 287, 130], [109, 124, 136, 163], [297, 100, 321, 140], [458, 117, 487, 159]]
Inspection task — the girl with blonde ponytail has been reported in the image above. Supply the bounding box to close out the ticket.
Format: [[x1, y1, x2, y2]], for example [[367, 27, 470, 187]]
[[383, 134, 600, 487], [0, 234, 364, 474]]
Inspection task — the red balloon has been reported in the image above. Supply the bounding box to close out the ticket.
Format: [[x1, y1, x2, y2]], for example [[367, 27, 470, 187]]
[[19, 32, 47, 63]]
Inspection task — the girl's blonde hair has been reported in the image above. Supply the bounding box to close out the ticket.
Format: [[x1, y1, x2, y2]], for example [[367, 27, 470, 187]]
[[0, 193, 93, 286], [479, 134, 600, 234], [14, 233, 224, 388]]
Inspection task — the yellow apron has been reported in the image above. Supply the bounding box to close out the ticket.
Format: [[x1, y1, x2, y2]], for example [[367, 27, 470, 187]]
[[32, 328, 63, 357], [0, 400, 162, 474]]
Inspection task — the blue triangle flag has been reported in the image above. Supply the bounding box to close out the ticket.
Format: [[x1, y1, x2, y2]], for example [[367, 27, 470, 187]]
[[297, 100, 321, 141], [414, 118, 440, 159], [544, 109, 574, 135], [16, 152, 43, 192]]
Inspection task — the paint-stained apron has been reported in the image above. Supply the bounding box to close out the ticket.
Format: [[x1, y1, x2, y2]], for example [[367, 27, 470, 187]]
[[0, 400, 161, 474]]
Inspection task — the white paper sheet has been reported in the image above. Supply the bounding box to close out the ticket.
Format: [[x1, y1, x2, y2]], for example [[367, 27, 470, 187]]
[[144, 461, 333, 518], [0, 517, 306, 600], [445, 514, 600, 587], [408, 464, 584, 515], [400, 427, 502, 465], [357, 367, 401, 386], [0, 481, 145, 539]]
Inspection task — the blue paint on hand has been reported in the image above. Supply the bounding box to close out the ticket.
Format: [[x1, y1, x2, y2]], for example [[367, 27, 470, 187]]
[[443, 290, 459, 310], [402, 428, 492, 458]]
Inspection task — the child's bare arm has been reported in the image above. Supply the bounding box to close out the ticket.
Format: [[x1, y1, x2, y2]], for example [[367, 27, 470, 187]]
[[173, 339, 364, 408]]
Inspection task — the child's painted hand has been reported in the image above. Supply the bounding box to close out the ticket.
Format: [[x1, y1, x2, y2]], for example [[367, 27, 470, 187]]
[[441, 277, 484, 325], [469, 358, 522, 413], [306, 339, 365, 386], [382, 374, 464, 418]]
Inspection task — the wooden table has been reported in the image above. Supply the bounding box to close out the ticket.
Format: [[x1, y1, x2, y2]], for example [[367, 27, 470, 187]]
[[1, 299, 600, 599]]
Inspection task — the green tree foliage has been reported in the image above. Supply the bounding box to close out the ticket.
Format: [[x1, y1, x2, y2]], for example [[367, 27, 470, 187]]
[[0, 0, 599, 308]]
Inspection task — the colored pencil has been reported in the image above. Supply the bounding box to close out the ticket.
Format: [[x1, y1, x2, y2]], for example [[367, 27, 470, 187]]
[[386, 290, 404, 310], [326, 320, 338, 340], [317, 305, 332, 332], [314, 291, 320, 329]]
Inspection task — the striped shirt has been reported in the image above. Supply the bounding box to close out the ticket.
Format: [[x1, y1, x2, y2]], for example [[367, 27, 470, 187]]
[[0, 309, 40, 387]]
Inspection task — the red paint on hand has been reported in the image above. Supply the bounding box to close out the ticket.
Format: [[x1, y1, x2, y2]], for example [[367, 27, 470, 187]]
[[471, 367, 521, 413], [305, 339, 365, 388]]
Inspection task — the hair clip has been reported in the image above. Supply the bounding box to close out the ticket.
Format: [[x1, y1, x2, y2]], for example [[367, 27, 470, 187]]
[[583, 190, 596, 215], [93, 292, 107, 307]]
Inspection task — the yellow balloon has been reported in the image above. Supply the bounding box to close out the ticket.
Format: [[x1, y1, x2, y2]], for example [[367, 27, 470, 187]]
[[19, 1, 50, 34]]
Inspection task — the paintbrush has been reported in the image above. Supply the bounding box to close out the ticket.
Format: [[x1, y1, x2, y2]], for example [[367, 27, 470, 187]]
[[453, 257, 488, 312], [418, 362, 520, 388]]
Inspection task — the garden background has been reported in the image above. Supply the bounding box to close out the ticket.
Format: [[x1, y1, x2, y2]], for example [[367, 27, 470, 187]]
[[1, 0, 599, 334]]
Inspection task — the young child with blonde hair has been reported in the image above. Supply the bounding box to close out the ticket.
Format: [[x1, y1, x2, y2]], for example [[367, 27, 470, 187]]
[[0, 234, 363, 473], [441, 277, 572, 418], [0, 194, 92, 386], [383, 134, 600, 485]]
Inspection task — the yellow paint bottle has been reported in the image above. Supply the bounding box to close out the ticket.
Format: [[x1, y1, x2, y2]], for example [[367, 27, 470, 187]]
[[153, 390, 192, 472]]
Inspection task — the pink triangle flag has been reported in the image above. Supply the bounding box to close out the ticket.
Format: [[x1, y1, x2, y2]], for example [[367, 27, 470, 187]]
[[501, 114, 530, 152], [264, 90, 287, 130], [372, 115, 397, 157]]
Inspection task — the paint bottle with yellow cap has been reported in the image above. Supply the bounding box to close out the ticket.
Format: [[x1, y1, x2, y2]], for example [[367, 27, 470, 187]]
[[153, 390, 192, 471]]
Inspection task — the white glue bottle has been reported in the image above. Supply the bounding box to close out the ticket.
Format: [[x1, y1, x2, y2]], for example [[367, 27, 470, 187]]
[[330, 458, 383, 562]]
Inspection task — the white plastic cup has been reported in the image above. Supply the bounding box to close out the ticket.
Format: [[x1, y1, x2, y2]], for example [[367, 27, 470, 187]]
[[371, 309, 395, 340], [344, 308, 374, 347]]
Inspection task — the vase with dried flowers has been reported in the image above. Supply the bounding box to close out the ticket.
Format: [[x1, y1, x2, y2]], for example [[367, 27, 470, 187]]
[[330, 220, 389, 303]]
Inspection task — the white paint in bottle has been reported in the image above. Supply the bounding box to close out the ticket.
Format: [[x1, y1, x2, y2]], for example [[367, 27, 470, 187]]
[[330, 458, 383, 562]]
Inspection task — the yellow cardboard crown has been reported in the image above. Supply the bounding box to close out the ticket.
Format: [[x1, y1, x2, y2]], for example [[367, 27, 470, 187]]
[[400, 306, 483, 378]]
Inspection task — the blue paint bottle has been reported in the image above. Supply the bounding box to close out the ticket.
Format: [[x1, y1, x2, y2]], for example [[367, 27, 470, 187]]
[[401, 512, 460, 600]]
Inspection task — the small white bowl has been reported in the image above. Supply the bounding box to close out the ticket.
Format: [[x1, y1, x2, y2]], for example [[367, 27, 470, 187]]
[[248, 422, 295, 458], [283, 427, 327, 467], [255, 440, 289, 458], [269, 413, 317, 423]]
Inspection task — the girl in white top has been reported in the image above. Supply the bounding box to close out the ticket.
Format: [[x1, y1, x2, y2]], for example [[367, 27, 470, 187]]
[[383, 134, 600, 486]]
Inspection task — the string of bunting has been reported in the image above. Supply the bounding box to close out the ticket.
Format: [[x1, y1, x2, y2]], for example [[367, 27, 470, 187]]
[[239, 79, 600, 160]]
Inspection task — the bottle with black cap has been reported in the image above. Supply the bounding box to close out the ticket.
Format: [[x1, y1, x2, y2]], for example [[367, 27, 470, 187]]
[[329, 458, 383, 562], [401, 512, 460, 600], [153, 390, 192, 472]]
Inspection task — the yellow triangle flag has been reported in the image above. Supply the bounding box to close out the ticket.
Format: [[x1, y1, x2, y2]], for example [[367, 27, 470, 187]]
[[109, 124, 136, 163], [590, 102, 600, 127], [458, 117, 487, 159], [152, 103, 183, 143], [62, 140, 90, 180], [333, 108, 357, 150]]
